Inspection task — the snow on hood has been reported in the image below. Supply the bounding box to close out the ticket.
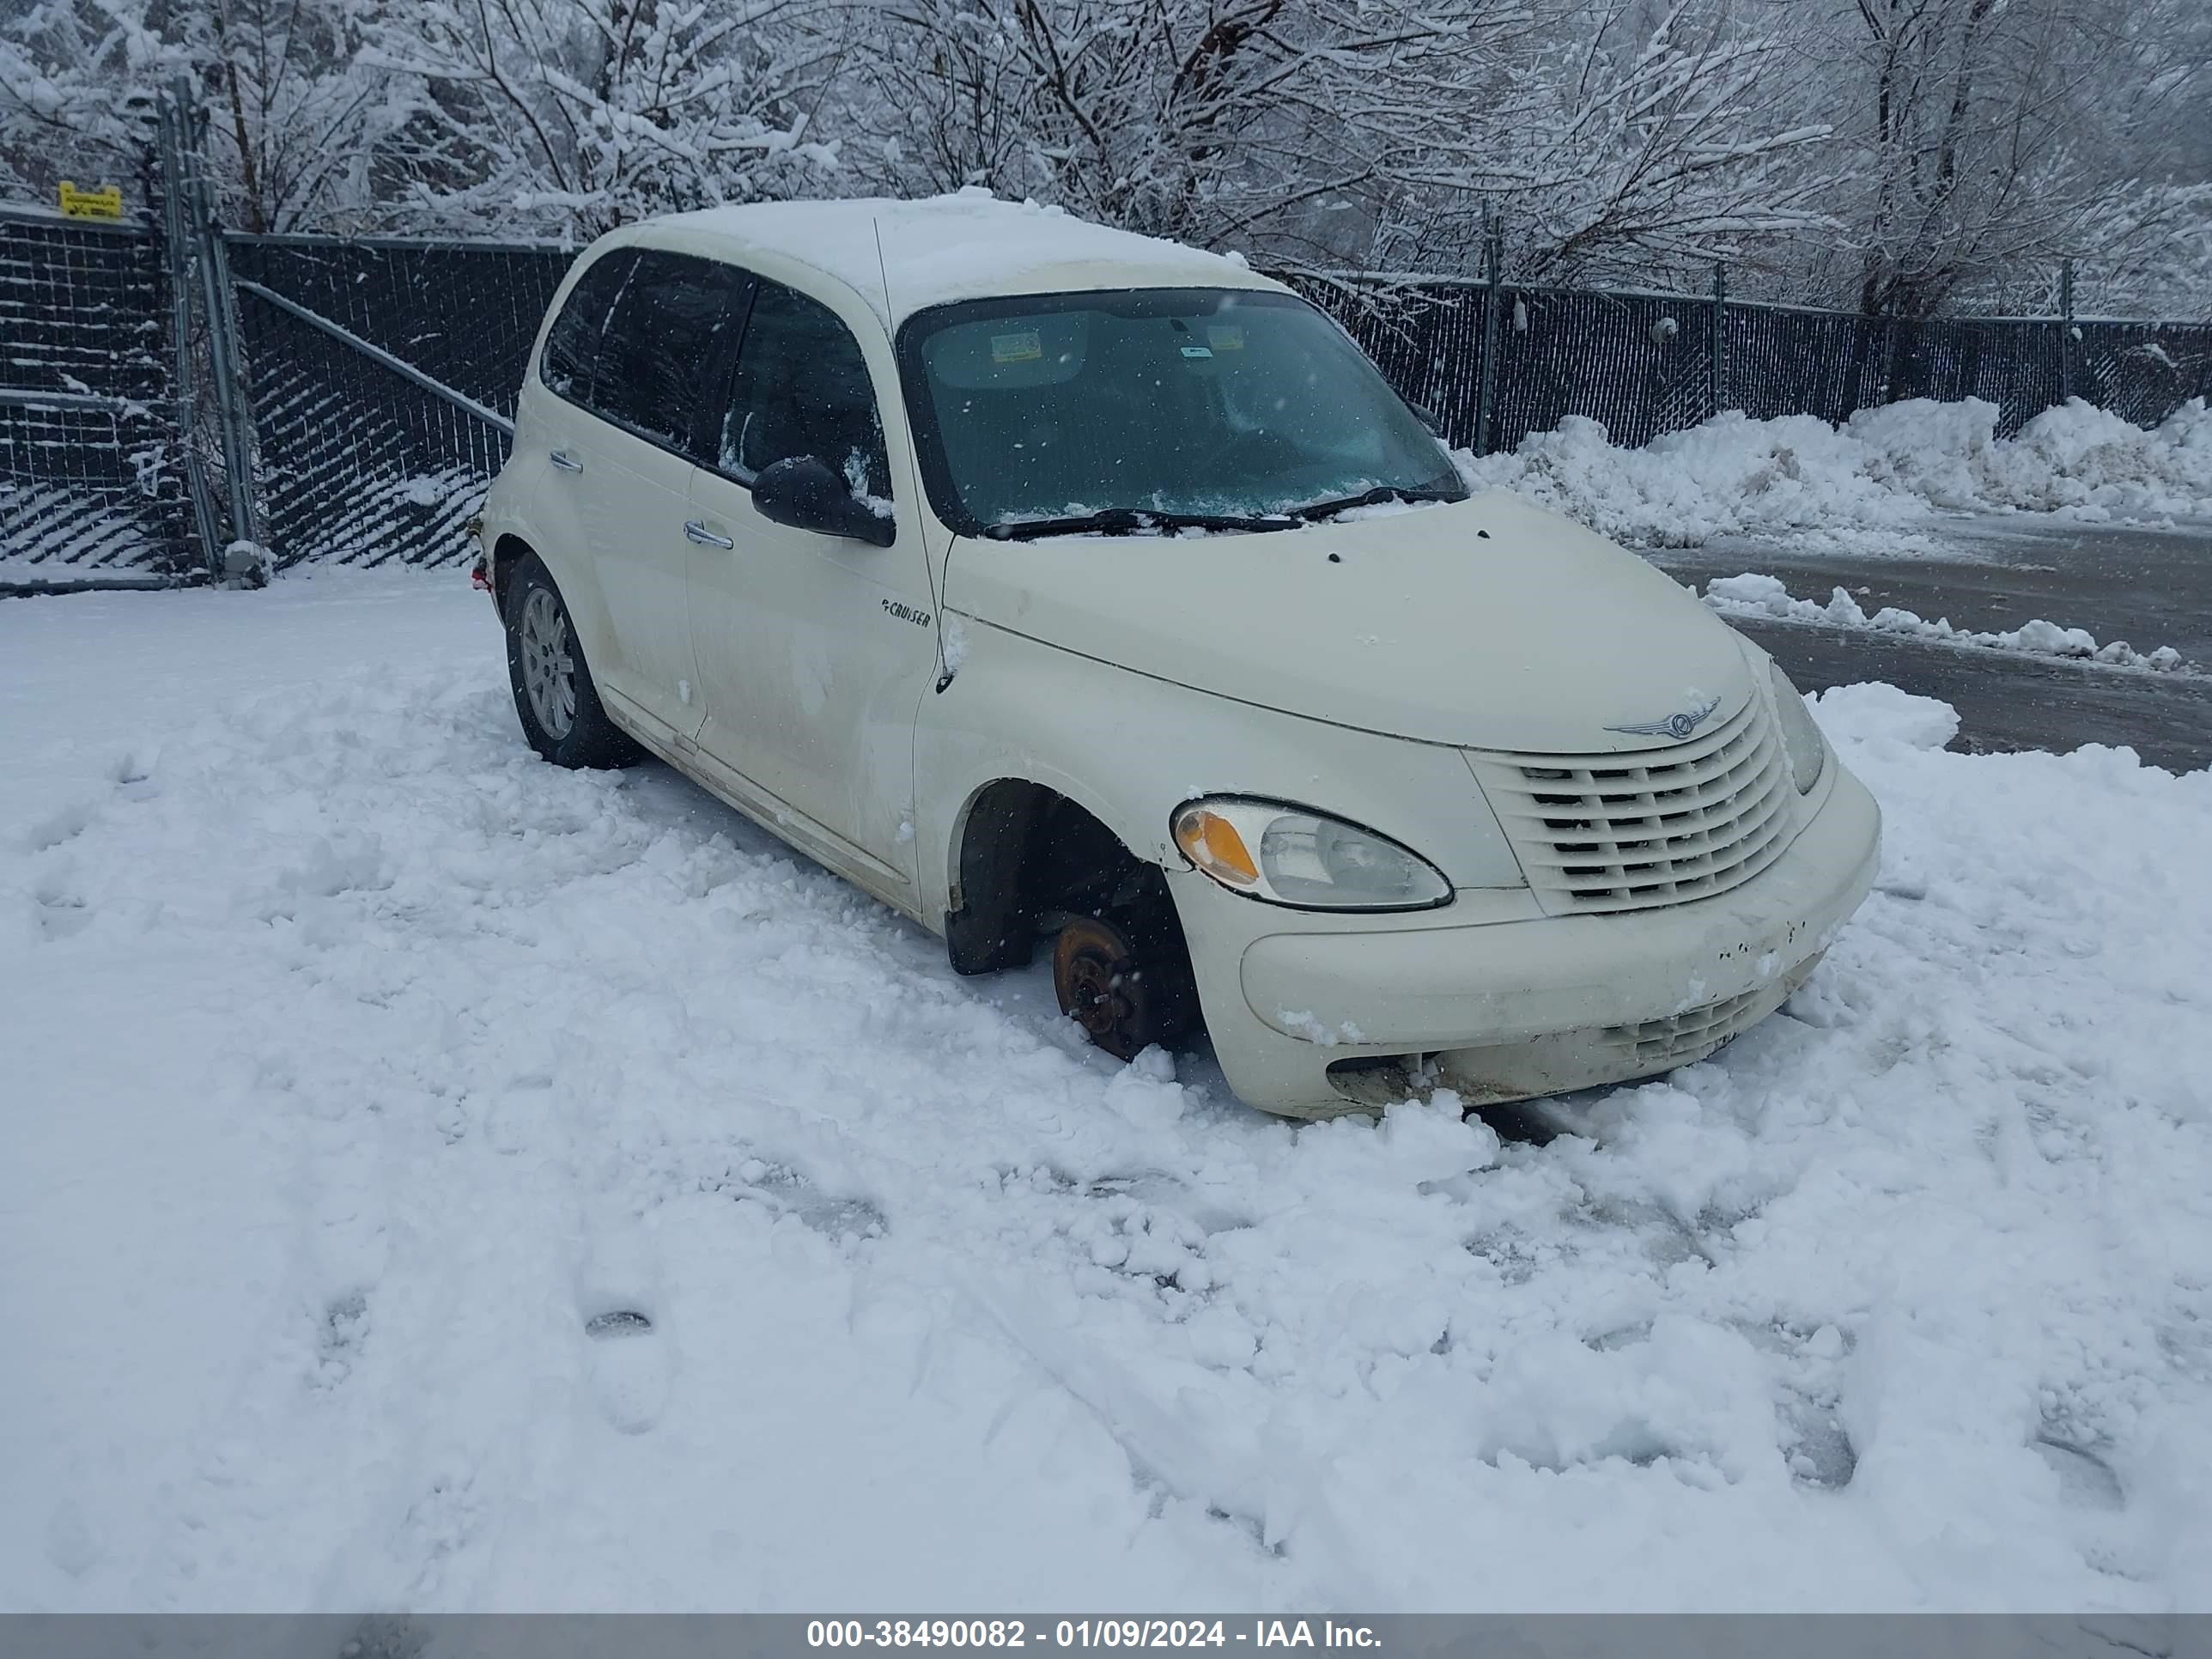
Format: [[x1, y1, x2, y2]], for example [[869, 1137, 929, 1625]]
[[945, 492, 1755, 754], [653, 191, 1285, 326]]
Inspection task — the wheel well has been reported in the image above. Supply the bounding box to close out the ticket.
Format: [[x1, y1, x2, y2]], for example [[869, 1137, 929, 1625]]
[[491, 533, 533, 612], [945, 781, 1161, 976]]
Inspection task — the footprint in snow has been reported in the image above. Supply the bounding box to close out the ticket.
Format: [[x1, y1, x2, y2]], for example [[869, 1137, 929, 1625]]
[[33, 878, 92, 939], [27, 800, 94, 852], [2033, 1437, 2126, 1511], [486, 1077, 554, 1155], [111, 751, 159, 801], [44, 1499, 102, 1577], [582, 1307, 668, 1435], [575, 1232, 671, 1435]]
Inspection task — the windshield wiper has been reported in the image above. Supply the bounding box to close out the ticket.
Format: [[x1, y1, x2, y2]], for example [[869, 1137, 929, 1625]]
[[983, 506, 1297, 541], [1287, 483, 1463, 522]]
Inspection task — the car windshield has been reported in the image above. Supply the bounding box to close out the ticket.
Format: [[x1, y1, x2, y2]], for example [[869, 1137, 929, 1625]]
[[896, 289, 1466, 537]]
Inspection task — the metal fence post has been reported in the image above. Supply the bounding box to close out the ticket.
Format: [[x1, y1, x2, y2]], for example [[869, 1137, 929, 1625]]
[[1710, 262, 1729, 419], [2057, 258, 2075, 404], [1473, 212, 1504, 455], [172, 75, 259, 558], [155, 87, 224, 577], [204, 231, 258, 550]]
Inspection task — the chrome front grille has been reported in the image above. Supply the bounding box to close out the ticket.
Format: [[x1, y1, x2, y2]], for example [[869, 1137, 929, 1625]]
[[1472, 693, 1795, 915]]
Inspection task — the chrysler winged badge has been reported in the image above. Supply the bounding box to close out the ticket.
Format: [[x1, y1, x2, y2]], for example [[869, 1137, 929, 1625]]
[[1607, 694, 1723, 741]]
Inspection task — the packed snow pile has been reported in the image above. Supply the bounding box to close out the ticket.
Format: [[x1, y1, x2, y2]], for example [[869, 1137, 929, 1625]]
[[1704, 571, 2191, 672], [4, 573, 2212, 1613], [1462, 397, 2212, 549], [1802, 679, 1962, 753]]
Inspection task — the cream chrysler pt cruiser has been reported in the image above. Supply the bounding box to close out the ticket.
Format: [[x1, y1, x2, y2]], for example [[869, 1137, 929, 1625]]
[[475, 193, 1881, 1118]]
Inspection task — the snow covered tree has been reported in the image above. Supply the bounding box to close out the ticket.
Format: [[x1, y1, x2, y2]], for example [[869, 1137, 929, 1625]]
[[1366, 1, 1841, 288], [364, 0, 846, 238], [842, 1, 1537, 268], [1, 0, 2204, 307], [197, 0, 423, 232], [843, 1, 1849, 287], [0, 1, 180, 207], [1804, 0, 2211, 316], [0, 0, 425, 231]]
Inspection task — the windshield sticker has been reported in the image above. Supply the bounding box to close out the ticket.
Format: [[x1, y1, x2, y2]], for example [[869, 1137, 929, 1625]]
[[1179, 345, 1214, 359], [991, 331, 1042, 363], [1206, 325, 1244, 350]]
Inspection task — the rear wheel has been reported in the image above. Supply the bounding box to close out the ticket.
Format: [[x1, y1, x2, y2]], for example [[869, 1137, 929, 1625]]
[[504, 555, 639, 769]]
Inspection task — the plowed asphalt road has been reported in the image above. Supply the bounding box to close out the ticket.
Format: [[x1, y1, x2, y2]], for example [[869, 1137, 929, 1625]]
[[1653, 517, 2212, 773]]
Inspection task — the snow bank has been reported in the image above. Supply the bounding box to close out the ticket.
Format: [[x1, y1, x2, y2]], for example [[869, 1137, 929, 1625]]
[[1462, 397, 2212, 549], [1705, 571, 2192, 672], [5, 574, 2212, 1613], [1808, 680, 1963, 752]]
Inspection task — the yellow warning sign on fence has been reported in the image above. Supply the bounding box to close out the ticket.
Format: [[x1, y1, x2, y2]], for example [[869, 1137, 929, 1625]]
[[59, 181, 124, 219]]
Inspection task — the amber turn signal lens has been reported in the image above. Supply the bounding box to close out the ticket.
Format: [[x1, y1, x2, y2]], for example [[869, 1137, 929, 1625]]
[[1174, 806, 1260, 887]]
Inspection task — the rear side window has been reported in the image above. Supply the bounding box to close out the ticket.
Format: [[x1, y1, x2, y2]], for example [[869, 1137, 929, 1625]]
[[539, 249, 635, 409], [592, 250, 747, 453], [720, 279, 890, 501]]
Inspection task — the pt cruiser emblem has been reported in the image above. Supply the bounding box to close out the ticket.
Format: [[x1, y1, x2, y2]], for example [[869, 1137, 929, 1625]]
[[1607, 694, 1723, 741]]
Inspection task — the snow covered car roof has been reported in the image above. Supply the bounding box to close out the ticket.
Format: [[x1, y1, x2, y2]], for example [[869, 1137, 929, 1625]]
[[630, 191, 1288, 326]]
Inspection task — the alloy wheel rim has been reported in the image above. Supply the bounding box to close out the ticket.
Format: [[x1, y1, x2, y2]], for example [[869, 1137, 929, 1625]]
[[520, 587, 576, 739]]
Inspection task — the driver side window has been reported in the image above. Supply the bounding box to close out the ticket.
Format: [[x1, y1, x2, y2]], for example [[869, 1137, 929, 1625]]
[[722, 279, 891, 502]]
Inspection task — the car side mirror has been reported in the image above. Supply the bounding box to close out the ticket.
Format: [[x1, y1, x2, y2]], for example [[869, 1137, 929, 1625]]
[[751, 455, 895, 546], [1408, 402, 1446, 440]]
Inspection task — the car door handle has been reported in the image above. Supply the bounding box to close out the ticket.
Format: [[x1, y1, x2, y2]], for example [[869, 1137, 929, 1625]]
[[548, 449, 584, 473], [684, 520, 735, 550]]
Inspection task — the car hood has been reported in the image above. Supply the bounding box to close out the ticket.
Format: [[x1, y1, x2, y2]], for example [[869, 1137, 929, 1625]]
[[943, 491, 1756, 753]]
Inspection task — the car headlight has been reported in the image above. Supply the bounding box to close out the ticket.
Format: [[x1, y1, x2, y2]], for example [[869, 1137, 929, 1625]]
[[1769, 661, 1826, 793], [1171, 798, 1452, 910]]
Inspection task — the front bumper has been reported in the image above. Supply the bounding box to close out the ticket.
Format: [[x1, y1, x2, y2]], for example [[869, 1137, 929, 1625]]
[[1171, 765, 1881, 1116]]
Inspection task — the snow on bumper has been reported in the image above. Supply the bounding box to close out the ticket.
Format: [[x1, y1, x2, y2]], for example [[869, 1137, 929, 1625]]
[[1190, 767, 1881, 1114]]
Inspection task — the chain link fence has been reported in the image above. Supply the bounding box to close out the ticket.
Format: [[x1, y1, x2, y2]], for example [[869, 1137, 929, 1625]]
[[225, 236, 571, 567], [0, 205, 194, 576], [1491, 285, 1720, 451], [4, 182, 2209, 582], [1722, 304, 1890, 427], [1316, 278, 2212, 454], [2075, 321, 2212, 428]]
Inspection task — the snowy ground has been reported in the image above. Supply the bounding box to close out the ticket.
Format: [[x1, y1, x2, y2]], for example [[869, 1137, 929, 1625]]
[[4, 570, 2212, 1613]]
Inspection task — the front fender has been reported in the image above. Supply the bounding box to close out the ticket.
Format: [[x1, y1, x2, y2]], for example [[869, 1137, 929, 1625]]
[[912, 614, 1527, 929]]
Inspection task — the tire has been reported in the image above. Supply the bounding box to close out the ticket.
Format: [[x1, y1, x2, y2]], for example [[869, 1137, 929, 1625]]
[[503, 553, 641, 769]]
